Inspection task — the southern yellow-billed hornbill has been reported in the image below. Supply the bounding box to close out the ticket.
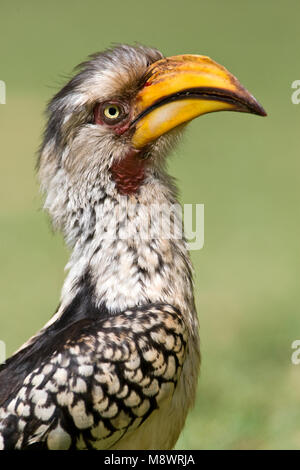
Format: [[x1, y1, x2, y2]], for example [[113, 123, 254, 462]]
[[0, 45, 266, 449]]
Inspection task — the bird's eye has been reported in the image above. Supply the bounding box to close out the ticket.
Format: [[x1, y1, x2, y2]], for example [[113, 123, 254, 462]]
[[103, 104, 120, 120], [94, 101, 128, 126]]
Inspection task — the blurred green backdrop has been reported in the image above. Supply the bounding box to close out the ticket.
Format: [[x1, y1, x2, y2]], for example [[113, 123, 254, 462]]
[[1, 0, 300, 450]]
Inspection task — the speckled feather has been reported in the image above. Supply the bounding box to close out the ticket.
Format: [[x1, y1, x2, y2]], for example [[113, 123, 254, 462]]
[[0, 304, 187, 449]]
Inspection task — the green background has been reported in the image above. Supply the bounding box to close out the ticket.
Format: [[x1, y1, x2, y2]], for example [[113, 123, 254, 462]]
[[0, 0, 299, 449]]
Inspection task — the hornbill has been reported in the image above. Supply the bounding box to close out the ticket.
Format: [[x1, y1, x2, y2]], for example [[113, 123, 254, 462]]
[[0, 45, 266, 450]]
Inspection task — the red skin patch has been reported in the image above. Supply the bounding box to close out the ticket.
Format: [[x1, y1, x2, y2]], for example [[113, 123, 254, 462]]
[[110, 149, 146, 195]]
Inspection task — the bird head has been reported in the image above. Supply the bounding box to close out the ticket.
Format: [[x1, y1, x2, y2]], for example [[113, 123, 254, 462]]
[[38, 44, 266, 238]]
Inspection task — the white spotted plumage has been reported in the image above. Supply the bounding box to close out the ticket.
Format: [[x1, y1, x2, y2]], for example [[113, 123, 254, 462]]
[[0, 305, 192, 449]]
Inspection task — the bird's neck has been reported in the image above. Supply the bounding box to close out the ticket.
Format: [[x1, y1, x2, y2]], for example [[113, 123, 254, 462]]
[[57, 173, 195, 323]]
